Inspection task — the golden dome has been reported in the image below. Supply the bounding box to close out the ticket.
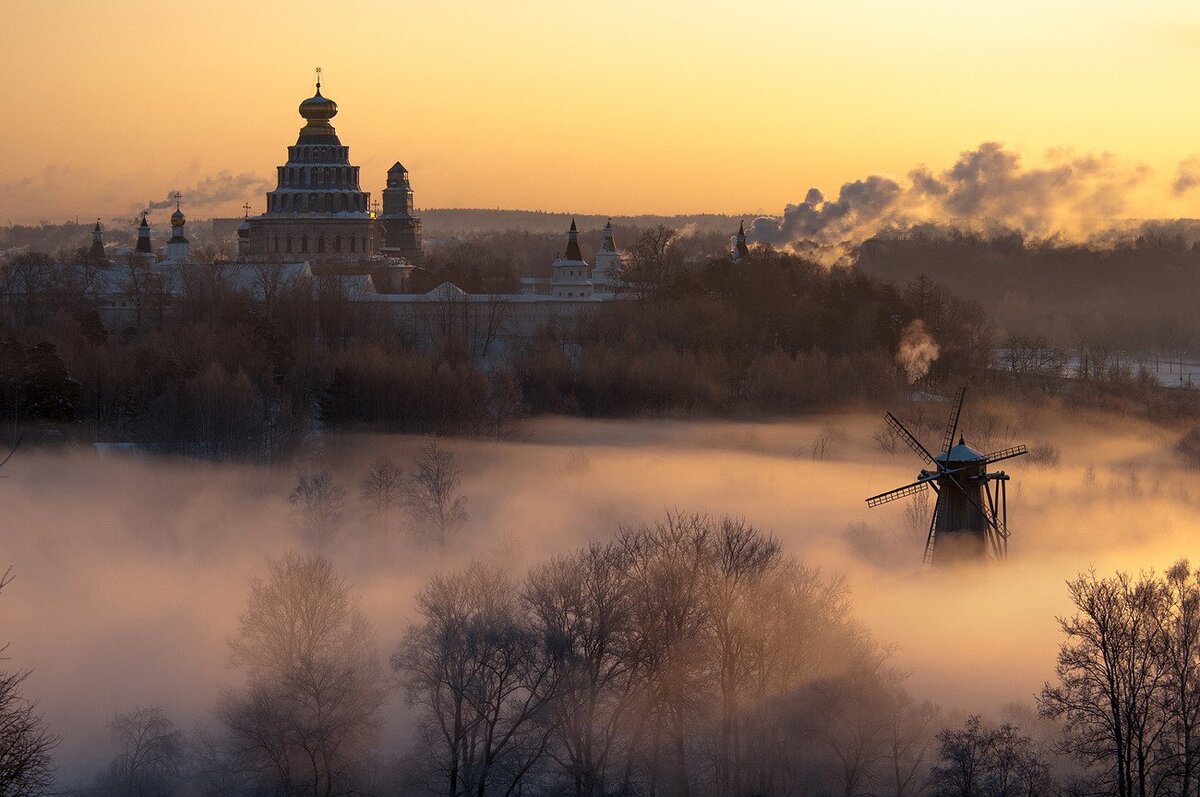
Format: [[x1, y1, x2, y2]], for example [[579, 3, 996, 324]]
[[299, 87, 337, 124], [170, 207, 185, 228]]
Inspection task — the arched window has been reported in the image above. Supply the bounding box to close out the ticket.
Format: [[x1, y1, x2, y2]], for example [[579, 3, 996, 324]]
[[286, 235, 293, 254], [350, 237, 357, 253], [301, 235, 309, 253], [273, 234, 279, 252], [334, 235, 342, 252], [297, 195, 307, 213], [317, 235, 325, 253]]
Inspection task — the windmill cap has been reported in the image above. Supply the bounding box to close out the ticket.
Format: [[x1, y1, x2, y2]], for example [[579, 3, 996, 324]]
[[936, 441, 985, 463]]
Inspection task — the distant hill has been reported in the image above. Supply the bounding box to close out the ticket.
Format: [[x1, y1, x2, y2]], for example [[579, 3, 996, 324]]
[[417, 209, 752, 236]]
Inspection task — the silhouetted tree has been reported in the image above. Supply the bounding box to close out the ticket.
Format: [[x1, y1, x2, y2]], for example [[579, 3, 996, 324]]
[[1039, 569, 1168, 797], [618, 226, 683, 301], [360, 455, 404, 535], [405, 438, 468, 545], [94, 704, 183, 797], [395, 562, 561, 797], [0, 670, 56, 797], [288, 471, 347, 544], [222, 554, 385, 797], [928, 715, 1050, 797]]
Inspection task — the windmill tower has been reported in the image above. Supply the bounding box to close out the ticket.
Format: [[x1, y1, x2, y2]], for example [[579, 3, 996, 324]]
[[865, 388, 1028, 564]]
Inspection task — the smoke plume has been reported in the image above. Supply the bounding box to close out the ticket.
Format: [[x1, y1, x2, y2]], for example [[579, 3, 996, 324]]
[[144, 171, 270, 212], [750, 142, 1154, 250], [895, 320, 940, 383], [1173, 157, 1200, 195]]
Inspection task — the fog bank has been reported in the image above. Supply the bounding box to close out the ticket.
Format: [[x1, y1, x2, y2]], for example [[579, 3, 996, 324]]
[[1, 407, 1195, 783]]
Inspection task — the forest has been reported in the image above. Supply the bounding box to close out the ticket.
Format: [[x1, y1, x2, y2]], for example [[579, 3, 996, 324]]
[[4, 220, 1195, 463]]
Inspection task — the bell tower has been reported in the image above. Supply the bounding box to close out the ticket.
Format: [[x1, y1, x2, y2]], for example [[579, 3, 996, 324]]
[[379, 161, 423, 265]]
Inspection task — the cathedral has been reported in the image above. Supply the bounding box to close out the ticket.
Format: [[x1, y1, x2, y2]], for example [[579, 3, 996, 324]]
[[238, 75, 423, 268], [67, 73, 632, 339]]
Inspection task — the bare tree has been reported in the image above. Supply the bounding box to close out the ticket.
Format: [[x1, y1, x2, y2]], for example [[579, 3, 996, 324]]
[[928, 715, 996, 797], [221, 554, 386, 797], [928, 715, 1050, 797], [359, 455, 404, 535], [617, 226, 683, 301], [1038, 569, 1168, 797], [405, 438, 468, 545], [524, 541, 641, 797], [394, 562, 561, 797], [288, 471, 347, 544], [0, 564, 55, 797], [253, 261, 293, 323], [0, 670, 56, 797], [95, 704, 183, 797], [1150, 561, 1200, 797], [882, 688, 940, 797]]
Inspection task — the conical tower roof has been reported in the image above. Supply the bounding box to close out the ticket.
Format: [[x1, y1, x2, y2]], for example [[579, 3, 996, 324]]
[[563, 218, 584, 261]]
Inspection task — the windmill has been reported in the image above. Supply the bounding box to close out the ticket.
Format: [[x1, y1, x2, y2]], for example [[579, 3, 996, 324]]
[[865, 387, 1027, 564]]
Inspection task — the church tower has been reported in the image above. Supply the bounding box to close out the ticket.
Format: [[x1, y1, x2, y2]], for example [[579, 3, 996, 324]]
[[88, 219, 107, 263], [550, 219, 593, 299], [592, 219, 621, 292], [135, 212, 153, 256], [164, 196, 190, 264], [379, 162, 423, 265], [733, 220, 750, 261]]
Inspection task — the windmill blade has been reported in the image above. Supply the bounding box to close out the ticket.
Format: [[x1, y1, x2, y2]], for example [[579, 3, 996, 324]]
[[922, 496, 940, 564], [985, 444, 1028, 465], [866, 477, 933, 508], [885, 413, 936, 465], [941, 386, 966, 454]]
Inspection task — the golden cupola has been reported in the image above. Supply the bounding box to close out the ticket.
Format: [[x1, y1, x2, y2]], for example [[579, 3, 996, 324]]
[[298, 74, 338, 141]]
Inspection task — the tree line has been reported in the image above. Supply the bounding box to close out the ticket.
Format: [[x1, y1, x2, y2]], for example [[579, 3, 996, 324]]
[[0, 230, 1003, 459]]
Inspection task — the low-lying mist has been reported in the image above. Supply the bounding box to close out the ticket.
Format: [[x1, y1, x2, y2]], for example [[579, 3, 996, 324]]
[[3, 406, 1197, 784]]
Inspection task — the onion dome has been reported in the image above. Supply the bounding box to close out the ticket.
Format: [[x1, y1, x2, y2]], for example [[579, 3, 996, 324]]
[[298, 81, 339, 143], [170, 207, 186, 228], [299, 87, 338, 123]]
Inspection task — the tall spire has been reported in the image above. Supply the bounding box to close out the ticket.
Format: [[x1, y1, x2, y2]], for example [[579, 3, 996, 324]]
[[734, 219, 750, 261], [88, 218, 106, 261], [564, 218, 583, 261], [600, 218, 617, 252], [135, 212, 153, 254]]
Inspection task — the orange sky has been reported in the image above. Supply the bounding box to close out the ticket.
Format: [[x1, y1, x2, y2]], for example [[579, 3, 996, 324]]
[[4, 0, 1200, 224]]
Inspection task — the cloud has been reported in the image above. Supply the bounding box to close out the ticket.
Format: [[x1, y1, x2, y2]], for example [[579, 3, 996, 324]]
[[749, 142, 1153, 250]]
